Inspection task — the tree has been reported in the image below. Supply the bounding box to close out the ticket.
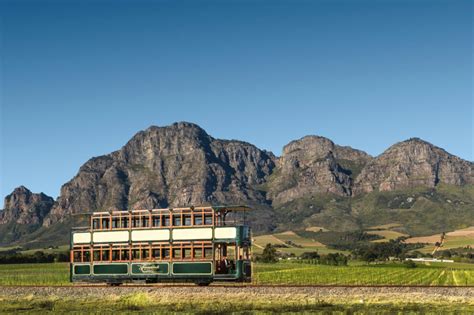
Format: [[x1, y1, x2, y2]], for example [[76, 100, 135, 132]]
[[321, 253, 348, 266], [352, 238, 421, 263], [301, 251, 320, 260], [261, 243, 278, 263]]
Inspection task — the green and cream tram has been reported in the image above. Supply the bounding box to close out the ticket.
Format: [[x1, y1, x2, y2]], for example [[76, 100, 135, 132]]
[[70, 206, 252, 285]]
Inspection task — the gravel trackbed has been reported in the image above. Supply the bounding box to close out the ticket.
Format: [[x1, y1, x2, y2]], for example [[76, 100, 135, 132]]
[[1, 286, 473, 303]]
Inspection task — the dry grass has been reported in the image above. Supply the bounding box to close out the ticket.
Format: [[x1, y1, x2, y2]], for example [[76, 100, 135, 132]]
[[447, 227, 474, 237], [273, 231, 325, 247], [253, 230, 333, 255], [406, 227, 474, 245], [405, 234, 443, 244], [305, 226, 330, 232], [405, 227, 474, 254], [253, 234, 287, 246], [1, 286, 474, 313]]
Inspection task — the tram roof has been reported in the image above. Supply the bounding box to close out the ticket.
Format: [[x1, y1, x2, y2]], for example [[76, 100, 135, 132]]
[[212, 205, 252, 212], [87, 205, 252, 216]]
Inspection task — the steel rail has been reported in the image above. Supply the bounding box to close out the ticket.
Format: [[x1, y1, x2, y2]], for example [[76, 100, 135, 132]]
[[1, 284, 474, 288]]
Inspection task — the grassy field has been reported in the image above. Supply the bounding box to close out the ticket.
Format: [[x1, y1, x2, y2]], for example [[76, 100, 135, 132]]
[[1, 261, 474, 286]]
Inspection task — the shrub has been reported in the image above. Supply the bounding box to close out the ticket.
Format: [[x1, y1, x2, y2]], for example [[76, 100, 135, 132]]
[[301, 252, 320, 260], [403, 259, 417, 268], [320, 253, 348, 266], [0, 251, 69, 264]]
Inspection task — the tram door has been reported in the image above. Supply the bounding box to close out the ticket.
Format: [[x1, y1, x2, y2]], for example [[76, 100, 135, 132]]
[[214, 243, 236, 274]]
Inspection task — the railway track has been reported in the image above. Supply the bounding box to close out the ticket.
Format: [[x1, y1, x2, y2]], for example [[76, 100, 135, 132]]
[[1, 284, 474, 288]]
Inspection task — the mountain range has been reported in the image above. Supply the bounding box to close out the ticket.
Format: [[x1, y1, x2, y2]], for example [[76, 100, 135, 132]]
[[1, 122, 473, 248]]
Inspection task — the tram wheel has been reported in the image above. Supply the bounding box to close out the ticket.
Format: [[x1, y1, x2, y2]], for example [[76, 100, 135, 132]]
[[195, 282, 211, 286], [108, 282, 123, 287]]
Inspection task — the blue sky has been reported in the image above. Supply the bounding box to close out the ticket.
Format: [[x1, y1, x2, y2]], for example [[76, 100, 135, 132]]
[[1, 0, 472, 199]]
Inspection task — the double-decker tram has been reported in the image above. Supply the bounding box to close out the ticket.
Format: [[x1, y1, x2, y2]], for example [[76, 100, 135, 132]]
[[70, 206, 252, 285]]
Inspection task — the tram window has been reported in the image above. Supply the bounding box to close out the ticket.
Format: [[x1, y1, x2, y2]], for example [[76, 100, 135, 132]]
[[142, 216, 150, 228], [121, 249, 130, 260], [194, 215, 203, 225], [83, 250, 91, 262], [193, 248, 203, 259], [132, 217, 140, 228], [204, 247, 213, 258], [172, 215, 181, 226], [141, 248, 149, 260], [152, 215, 161, 227], [111, 218, 119, 228], [162, 248, 170, 259], [183, 248, 191, 259], [101, 218, 110, 229], [73, 251, 81, 262], [204, 215, 212, 225], [183, 215, 191, 226], [152, 248, 160, 259], [111, 249, 120, 261], [101, 248, 109, 261], [132, 249, 140, 260], [93, 250, 100, 261], [92, 219, 100, 229], [226, 245, 236, 260], [172, 248, 181, 259], [162, 216, 170, 227], [245, 247, 250, 260], [121, 217, 129, 228]]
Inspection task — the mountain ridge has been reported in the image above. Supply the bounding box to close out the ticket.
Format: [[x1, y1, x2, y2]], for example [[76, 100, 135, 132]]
[[1, 122, 472, 247]]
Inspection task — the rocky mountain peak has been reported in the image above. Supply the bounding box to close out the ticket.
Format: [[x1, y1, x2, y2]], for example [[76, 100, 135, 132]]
[[383, 137, 446, 156], [281, 136, 372, 164], [266, 135, 373, 205], [281, 136, 335, 163], [353, 138, 474, 194], [0, 186, 54, 225], [9, 185, 31, 196], [43, 122, 276, 226], [116, 122, 213, 165]]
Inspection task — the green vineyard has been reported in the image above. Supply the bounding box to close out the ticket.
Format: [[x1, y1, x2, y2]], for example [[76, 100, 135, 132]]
[[0, 263, 69, 286], [1, 261, 474, 286], [253, 262, 474, 286]]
